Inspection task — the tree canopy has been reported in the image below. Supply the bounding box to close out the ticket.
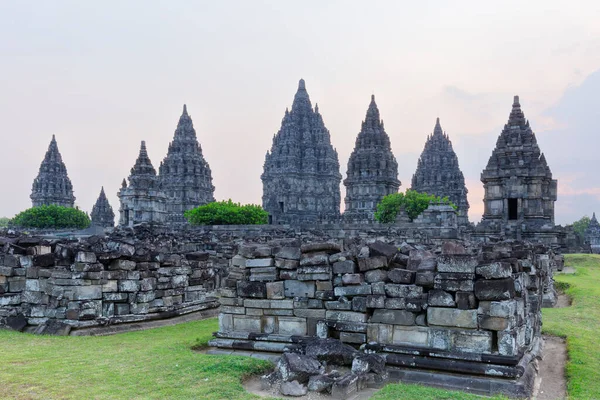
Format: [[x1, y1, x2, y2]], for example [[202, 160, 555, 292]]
[[374, 190, 456, 223], [10, 205, 90, 229], [572, 215, 591, 241], [184, 200, 268, 225]]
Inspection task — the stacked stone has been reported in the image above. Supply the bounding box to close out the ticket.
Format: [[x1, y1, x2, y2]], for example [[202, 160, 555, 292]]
[[0, 234, 222, 334], [118, 141, 168, 226], [585, 213, 600, 253], [343, 95, 401, 222], [30, 135, 76, 208], [411, 119, 469, 225], [261, 79, 342, 224], [478, 96, 557, 238], [90, 187, 115, 228], [159, 105, 215, 223], [211, 238, 553, 392]]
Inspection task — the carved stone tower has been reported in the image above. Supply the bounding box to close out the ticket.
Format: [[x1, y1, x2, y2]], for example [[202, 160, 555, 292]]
[[585, 213, 600, 252], [159, 105, 215, 223], [30, 135, 76, 208], [343, 95, 400, 221], [118, 141, 167, 227], [262, 79, 342, 224], [479, 96, 557, 238], [411, 118, 470, 225], [90, 187, 115, 228]]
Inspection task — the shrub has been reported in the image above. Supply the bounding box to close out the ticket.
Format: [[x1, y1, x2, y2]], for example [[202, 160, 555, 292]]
[[572, 216, 591, 241], [0, 217, 8, 228], [374, 190, 456, 223], [10, 205, 91, 229], [184, 200, 268, 225]]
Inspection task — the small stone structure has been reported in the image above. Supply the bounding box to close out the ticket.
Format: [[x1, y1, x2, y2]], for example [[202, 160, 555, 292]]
[[210, 238, 560, 397], [159, 105, 215, 223], [343, 95, 401, 222], [118, 141, 168, 226], [30, 135, 76, 208], [476, 96, 558, 243], [411, 118, 469, 225], [262, 79, 342, 224], [90, 187, 115, 228], [585, 213, 600, 253]]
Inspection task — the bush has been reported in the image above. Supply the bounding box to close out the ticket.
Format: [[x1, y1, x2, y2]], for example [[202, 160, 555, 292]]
[[572, 216, 591, 241], [184, 200, 268, 225], [0, 217, 8, 228], [10, 205, 91, 229], [374, 190, 456, 223]]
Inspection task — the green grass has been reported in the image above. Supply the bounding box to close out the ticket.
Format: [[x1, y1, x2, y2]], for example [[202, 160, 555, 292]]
[[2, 254, 598, 399], [542, 254, 600, 399]]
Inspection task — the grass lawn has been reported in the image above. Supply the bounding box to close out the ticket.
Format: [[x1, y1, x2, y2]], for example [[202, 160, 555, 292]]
[[542, 254, 600, 399], [1, 253, 597, 399]]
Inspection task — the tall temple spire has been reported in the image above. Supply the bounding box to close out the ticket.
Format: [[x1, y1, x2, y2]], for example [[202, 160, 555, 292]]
[[411, 118, 469, 225], [159, 105, 215, 223], [262, 79, 341, 224], [91, 186, 115, 228], [30, 135, 75, 208], [343, 95, 400, 221]]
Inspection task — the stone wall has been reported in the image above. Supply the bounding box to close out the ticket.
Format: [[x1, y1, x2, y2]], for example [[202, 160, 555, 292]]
[[0, 231, 225, 333], [210, 238, 560, 391]]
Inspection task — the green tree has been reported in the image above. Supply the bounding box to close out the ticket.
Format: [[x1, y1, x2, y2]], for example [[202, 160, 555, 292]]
[[374, 190, 456, 223], [184, 200, 268, 225], [10, 205, 91, 229], [572, 215, 591, 241], [0, 217, 9, 228]]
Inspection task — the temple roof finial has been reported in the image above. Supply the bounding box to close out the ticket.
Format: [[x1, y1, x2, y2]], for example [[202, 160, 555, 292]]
[[298, 78, 306, 90], [183, 104, 188, 115]]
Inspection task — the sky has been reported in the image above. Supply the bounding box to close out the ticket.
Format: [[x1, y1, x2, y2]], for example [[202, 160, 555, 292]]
[[1, 0, 600, 225]]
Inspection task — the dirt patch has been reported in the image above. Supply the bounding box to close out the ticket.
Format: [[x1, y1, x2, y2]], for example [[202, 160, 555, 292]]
[[533, 336, 567, 400], [557, 266, 576, 274], [243, 376, 379, 400], [554, 293, 572, 308]]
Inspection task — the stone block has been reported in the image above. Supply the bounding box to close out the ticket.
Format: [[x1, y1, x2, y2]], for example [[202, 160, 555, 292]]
[[266, 281, 285, 299], [75, 251, 97, 264], [364, 269, 387, 283], [294, 299, 323, 309], [427, 307, 477, 329], [115, 303, 130, 315], [316, 281, 332, 291], [246, 308, 263, 316], [384, 284, 423, 298], [279, 270, 297, 280], [301, 242, 341, 254], [284, 280, 315, 298], [340, 332, 366, 344], [384, 298, 406, 309], [219, 313, 233, 331], [33, 253, 55, 267], [370, 309, 415, 325], [237, 281, 267, 298], [451, 329, 493, 353], [278, 316, 307, 335], [428, 290, 455, 307], [275, 258, 299, 269], [137, 291, 155, 303], [476, 262, 513, 279], [326, 310, 368, 323], [479, 315, 514, 331], [243, 299, 271, 308], [334, 285, 371, 297], [415, 271, 434, 287], [103, 292, 128, 301], [300, 252, 329, 266], [474, 278, 515, 300], [293, 309, 326, 319], [118, 280, 140, 292], [434, 273, 474, 292], [333, 260, 356, 274], [325, 299, 352, 310], [490, 300, 517, 318], [455, 291, 477, 309], [366, 323, 393, 343], [366, 295, 385, 308], [233, 315, 262, 332], [392, 326, 429, 347], [437, 255, 478, 273], [110, 259, 136, 271], [368, 241, 398, 258], [8, 277, 26, 292], [273, 246, 301, 260], [25, 279, 40, 292], [231, 255, 246, 267], [245, 258, 274, 268], [357, 256, 387, 272], [351, 296, 367, 312], [74, 285, 102, 300], [342, 273, 364, 285], [407, 250, 436, 271], [388, 268, 415, 284], [130, 303, 149, 314]]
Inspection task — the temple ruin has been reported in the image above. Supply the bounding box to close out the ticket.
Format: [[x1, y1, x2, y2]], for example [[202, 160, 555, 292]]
[[90, 187, 115, 228], [30, 135, 75, 208], [343, 95, 400, 222], [585, 212, 600, 253], [261, 79, 342, 224], [411, 118, 470, 225]]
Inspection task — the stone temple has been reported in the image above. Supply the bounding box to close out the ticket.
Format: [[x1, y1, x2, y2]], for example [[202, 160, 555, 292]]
[[262, 79, 342, 224], [90, 187, 115, 228], [343, 95, 400, 221], [585, 212, 600, 253], [159, 105, 215, 223], [411, 118, 470, 225], [30, 135, 75, 208], [118, 141, 167, 226], [477, 96, 557, 241]]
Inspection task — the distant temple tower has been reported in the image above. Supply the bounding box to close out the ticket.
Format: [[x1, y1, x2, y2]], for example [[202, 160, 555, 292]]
[[478, 96, 557, 239], [585, 213, 600, 252], [262, 79, 342, 224], [118, 141, 167, 227], [411, 118, 470, 225], [30, 135, 75, 208], [90, 187, 115, 228], [159, 105, 215, 223], [343, 95, 400, 221]]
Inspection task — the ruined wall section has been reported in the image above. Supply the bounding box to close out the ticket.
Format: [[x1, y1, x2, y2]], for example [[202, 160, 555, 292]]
[[210, 240, 559, 379]]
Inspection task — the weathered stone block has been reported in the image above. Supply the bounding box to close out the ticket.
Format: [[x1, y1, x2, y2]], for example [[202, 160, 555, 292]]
[[219, 313, 233, 331], [326, 310, 368, 323], [357, 256, 387, 272], [384, 298, 406, 309], [275, 258, 299, 269], [246, 258, 274, 268], [301, 242, 341, 254], [325, 299, 352, 310], [455, 291, 477, 309], [490, 300, 517, 318], [284, 280, 315, 298], [75, 251, 97, 264], [300, 252, 329, 266], [340, 332, 366, 344], [415, 271, 434, 287], [368, 241, 398, 258], [273, 246, 301, 260], [474, 278, 515, 300], [364, 269, 387, 283], [333, 260, 356, 274], [334, 285, 371, 297], [476, 262, 513, 279], [366, 295, 385, 308], [278, 316, 307, 335], [388, 268, 414, 284], [231, 255, 246, 267], [479, 316, 514, 331], [110, 259, 136, 271], [237, 281, 267, 298], [434, 273, 474, 292], [74, 285, 102, 300], [437, 255, 478, 273], [428, 290, 455, 307], [294, 309, 326, 319], [351, 296, 367, 312], [118, 280, 140, 293], [371, 309, 415, 325], [427, 307, 478, 329], [342, 273, 364, 285], [392, 325, 429, 346], [266, 281, 285, 299], [233, 315, 262, 332], [384, 284, 423, 298]]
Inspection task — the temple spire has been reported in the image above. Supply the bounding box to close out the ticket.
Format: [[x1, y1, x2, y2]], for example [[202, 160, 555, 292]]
[[433, 117, 443, 136], [91, 186, 115, 228], [30, 135, 75, 208], [291, 78, 312, 112]]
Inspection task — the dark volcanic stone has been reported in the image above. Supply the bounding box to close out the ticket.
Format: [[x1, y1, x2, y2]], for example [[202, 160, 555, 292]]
[[367, 241, 398, 259], [351, 354, 386, 375], [236, 281, 267, 298], [277, 353, 323, 383], [33, 253, 55, 267], [304, 338, 358, 366], [308, 374, 335, 392], [388, 268, 414, 284], [4, 315, 27, 332], [474, 278, 515, 300]]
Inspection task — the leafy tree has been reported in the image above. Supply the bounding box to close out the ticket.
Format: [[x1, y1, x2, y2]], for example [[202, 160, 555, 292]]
[[572, 215, 591, 241], [184, 200, 268, 225], [375, 190, 456, 223], [0, 217, 9, 228], [10, 205, 91, 229]]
